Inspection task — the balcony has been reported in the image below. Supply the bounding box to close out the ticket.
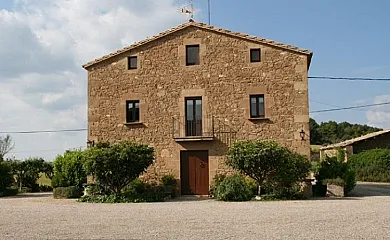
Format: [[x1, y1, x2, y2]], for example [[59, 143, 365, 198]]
[[172, 115, 215, 142]]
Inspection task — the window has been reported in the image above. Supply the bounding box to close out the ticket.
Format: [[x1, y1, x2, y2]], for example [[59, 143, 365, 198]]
[[186, 45, 200, 66], [250, 95, 265, 118], [126, 100, 140, 122], [128, 56, 137, 69], [185, 97, 202, 136], [250, 48, 261, 62]]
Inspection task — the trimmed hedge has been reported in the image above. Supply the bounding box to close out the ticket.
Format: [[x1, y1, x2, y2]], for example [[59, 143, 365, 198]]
[[53, 186, 83, 199], [349, 149, 390, 182]]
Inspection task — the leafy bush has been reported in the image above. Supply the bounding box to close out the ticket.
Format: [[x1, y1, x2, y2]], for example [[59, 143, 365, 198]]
[[213, 174, 253, 201], [316, 157, 356, 195], [84, 183, 103, 196], [349, 149, 390, 182], [343, 169, 356, 194], [210, 174, 226, 197], [51, 172, 69, 188], [0, 162, 14, 192], [53, 186, 83, 199], [268, 152, 311, 196], [323, 178, 345, 186], [53, 150, 87, 188], [79, 182, 166, 203], [227, 140, 292, 195], [227, 140, 310, 198], [161, 175, 178, 198], [0, 188, 18, 197], [245, 177, 258, 196], [84, 142, 154, 195], [162, 175, 177, 186]]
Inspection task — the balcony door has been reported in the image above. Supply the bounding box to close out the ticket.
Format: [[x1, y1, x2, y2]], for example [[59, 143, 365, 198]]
[[185, 97, 202, 136]]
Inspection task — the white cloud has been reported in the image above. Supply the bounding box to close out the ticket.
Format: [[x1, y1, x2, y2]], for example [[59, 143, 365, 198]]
[[0, 0, 186, 160], [366, 94, 390, 129]]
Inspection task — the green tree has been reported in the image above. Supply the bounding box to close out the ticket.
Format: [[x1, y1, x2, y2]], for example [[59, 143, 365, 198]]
[[8, 158, 45, 190], [309, 118, 322, 145], [309, 118, 382, 145], [84, 141, 154, 195], [227, 140, 291, 195], [53, 150, 86, 188]]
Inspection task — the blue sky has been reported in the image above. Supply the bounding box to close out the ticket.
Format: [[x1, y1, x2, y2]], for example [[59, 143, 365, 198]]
[[193, 0, 390, 125], [0, 0, 389, 159]]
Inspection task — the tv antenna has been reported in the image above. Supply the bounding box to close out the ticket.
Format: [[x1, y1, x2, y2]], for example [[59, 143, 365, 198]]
[[178, 0, 195, 20], [178, 0, 211, 24]]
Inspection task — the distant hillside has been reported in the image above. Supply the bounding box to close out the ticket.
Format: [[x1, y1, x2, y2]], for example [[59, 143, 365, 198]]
[[310, 118, 382, 146]]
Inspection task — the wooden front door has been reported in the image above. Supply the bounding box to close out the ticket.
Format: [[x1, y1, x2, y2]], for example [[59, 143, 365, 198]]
[[180, 150, 209, 195]]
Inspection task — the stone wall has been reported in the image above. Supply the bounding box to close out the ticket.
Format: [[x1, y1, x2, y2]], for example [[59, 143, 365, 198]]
[[86, 26, 310, 191]]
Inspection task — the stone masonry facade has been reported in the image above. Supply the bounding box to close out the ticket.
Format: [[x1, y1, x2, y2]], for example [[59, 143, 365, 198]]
[[84, 22, 312, 193]]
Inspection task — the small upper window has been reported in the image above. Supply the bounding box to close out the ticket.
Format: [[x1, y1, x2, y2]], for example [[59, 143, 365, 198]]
[[128, 56, 137, 69], [186, 45, 200, 66], [250, 49, 261, 63], [126, 100, 140, 122], [250, 95, 265, 118]]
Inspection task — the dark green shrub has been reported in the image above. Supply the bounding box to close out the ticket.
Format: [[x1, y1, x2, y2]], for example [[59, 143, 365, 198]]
[[162, 175, 177, 186], [349, 149, 390, 182], [316, 157, 356, 195], [245, 177, 258, 196], [85, 183, 103, 196], [84, 142, 154, 195], [79, 184, 166, 203], [0, 162, 14, 192], [123, 178, 147, 195], [214, 174, 253, 201], [0, 188, 18, 197], [53, 186, 83, 199], [210, 174, 226, 197], [343, 169, 356, 194], [161, 175, 178, 198], [51, 173, 70, 188], [53, 150, 87, 188]]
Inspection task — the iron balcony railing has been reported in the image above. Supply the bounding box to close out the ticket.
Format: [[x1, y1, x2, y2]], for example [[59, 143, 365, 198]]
[[172, 115, 215, 139]]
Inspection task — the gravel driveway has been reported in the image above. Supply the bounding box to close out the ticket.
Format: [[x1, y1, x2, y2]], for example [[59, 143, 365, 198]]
[[1, 184, 390, 240]]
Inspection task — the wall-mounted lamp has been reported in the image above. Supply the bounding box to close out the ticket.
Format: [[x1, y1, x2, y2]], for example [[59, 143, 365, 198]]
[[87, 139, 95, 147], [299, 129, 306, 141]]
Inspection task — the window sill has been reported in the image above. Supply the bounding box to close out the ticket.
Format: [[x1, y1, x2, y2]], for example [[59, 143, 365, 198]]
[[248, 117, 270, 121], [123, 122, 143, 126]]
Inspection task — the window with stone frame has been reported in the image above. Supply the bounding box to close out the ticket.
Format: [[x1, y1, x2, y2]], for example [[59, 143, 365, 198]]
[[250, 48, 261, 62], [186, 45, 200, 66], [128, 56, 138, 69], [250, 95, 265, 118], [126, 100, 140, 122]]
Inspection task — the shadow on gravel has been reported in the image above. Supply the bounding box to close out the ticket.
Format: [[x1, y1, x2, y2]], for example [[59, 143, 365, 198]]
[[2, 193, 53, 199]]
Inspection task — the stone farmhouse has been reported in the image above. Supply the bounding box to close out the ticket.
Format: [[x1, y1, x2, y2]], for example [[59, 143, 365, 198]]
[[320, 129, 390, 161], [83, 21, 313, 195]]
